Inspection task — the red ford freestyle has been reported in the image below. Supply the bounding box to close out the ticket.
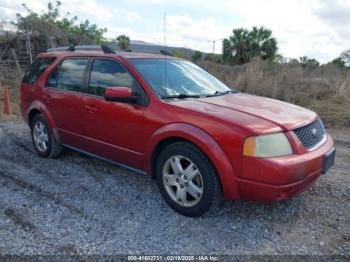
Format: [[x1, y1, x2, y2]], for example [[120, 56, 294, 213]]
[[20, 45, 335, 216]]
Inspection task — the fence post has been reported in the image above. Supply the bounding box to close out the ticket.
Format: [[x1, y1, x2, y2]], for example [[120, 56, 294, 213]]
[[10, 48, 23, 76], [2, 84, 12, 117]]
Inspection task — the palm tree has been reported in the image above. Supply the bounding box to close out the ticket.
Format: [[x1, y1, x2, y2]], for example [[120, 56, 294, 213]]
[[116, 35, 130, 50], [223, 28, 250, 64], [222, 26, 277, 65], [249, 26, 277, 60]]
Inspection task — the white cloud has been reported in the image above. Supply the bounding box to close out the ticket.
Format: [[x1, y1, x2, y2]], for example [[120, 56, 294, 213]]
[[151, 0, 162, 4], [126, 12, 141, 22], [0, 6, 20, 19], [313, 0, 350, 39], [224, 0, 349, 62], [164, 15, 230, 52], [0, 0, 112, 22], [103, 14, 229, 53], [0, 0, 45, 20], [104, 26, 135, 39], [58, 0, 113, 22]]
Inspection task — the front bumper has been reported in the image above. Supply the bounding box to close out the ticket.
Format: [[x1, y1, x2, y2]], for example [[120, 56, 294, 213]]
[[237, 134, 335, 202]]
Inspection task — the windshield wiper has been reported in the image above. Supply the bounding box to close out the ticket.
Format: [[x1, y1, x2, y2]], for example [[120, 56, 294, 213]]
[[161, 93, 202, 99], [206, 90, 237, 97]]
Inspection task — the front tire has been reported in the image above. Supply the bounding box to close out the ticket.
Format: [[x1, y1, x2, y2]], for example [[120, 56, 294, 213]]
[[156, 142, 221, 217], [30, 114, 63, 158]]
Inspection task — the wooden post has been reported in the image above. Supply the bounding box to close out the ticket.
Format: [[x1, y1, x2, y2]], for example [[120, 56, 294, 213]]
[[10, 48, 22, 75], [0, 45, 7, 62], [26, 33, 33, 64]]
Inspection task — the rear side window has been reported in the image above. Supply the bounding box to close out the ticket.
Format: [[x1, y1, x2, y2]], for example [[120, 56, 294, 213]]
[[48, 58, 89, 92], [22, 57, 55, 84], [47, 66, 60, 88], [88, 59, 134, 96]]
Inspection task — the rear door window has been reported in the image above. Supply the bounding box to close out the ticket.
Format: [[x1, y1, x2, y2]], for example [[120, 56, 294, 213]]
[[22, 57, 56, 84], [47, 65, 60, 88], [49, 58, 89, 92]]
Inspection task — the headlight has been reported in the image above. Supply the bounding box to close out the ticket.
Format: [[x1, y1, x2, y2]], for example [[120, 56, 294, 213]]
[[243, 133, 293, 157]]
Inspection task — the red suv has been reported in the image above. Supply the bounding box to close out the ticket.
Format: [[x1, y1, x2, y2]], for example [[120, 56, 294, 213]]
[[20, 45, 335, 216]]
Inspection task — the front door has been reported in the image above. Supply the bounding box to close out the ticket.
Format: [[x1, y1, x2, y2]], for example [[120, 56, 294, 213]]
[[79, 58, 149, 170]]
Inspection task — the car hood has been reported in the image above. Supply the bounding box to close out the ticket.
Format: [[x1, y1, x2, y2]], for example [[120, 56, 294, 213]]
[[170, 93, 317, 132]]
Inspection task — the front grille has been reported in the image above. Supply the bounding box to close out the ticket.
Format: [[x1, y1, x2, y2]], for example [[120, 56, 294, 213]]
[[293, 118, 326, 150]]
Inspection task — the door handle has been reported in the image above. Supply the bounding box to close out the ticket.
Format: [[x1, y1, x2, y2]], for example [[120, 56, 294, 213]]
[[85, 105, 98, 113], [44, 95, 54, 102]]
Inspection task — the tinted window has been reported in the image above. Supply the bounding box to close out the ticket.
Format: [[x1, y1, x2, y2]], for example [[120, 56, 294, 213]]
[[88, 59, 134, 96], [47, 65, 60, 88], [23, 57, 55, 84], [55, 58, 89, 92]]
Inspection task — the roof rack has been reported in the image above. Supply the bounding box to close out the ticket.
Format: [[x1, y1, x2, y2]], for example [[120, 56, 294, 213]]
[[46, 45, 115, 54], [46, 45, 174, 56]]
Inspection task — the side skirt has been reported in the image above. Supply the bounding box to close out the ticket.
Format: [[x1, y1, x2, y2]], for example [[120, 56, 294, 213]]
[[62, 144, 147, 175]]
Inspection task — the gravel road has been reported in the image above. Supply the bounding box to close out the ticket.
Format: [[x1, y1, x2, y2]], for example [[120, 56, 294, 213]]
[[0, 122, 349, 257]]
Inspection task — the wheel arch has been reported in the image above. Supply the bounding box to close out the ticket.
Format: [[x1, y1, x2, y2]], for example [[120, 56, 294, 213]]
[[27, 101, 60, 143], [145, 123, 240, 200], [150, 136, 193, 177]]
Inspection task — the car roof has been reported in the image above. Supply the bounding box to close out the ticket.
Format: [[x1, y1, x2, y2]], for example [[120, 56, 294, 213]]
[[38, 50, 180, 60]]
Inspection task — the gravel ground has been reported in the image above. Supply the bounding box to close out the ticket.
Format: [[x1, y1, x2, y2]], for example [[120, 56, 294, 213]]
[[0, 122, 349, 257]]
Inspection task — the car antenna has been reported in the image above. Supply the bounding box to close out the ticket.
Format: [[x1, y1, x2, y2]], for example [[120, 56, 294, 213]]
[[163, 12, 167, 92]]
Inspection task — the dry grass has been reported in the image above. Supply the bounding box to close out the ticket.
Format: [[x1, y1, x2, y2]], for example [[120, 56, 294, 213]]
[[199, 59, 350, 128], [0, 66, 22, 122]]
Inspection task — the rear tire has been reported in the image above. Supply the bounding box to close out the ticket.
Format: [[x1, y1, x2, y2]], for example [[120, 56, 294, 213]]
[[155, 142, 221, 217], [30, 114, 63, 158]]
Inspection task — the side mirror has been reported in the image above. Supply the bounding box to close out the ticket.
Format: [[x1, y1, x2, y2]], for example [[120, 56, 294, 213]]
[[105, 87, 138, 103]]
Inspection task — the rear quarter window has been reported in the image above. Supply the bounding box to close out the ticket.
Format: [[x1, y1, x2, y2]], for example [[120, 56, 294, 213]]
[[22, 57, 56, 84]]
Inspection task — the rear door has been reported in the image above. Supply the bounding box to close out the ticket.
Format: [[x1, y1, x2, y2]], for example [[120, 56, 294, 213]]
[[79, 58, 148, 170], [21, 57, 56, 117], [44, 57, 90, 146]]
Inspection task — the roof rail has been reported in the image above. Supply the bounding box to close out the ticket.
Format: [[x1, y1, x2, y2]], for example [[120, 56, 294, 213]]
[[160, 49, 173, 56], [46, 45, 115, 54]]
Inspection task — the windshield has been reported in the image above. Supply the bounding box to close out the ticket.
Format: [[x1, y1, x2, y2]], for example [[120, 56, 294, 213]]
[[128, 58, 232, 98]]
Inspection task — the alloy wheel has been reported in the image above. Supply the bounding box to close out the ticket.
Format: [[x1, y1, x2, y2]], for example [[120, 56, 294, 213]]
[[32, 121, 49, 153], [162, 155, 204, 207]]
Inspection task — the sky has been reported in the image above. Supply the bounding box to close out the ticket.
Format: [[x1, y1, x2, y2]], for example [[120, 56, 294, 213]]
[[0, 0, 349, 63]]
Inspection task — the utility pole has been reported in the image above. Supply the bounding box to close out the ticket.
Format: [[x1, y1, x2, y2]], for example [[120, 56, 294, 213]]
[[210, 38, 224, 54], [163, 12, 167, 89]]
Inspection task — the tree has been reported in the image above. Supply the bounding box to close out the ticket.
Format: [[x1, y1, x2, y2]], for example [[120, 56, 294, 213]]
[[249, 26, 277, 60], [299, 56, 319, 68], [222, 26, 277, 65], [13, 1, 107, 45], [289, 58, 300, 65], [171, 50, 187, 59], [116, 35, 130, 50], [191, 51, 202, 62], [330, 57, 346, 69], [274, 54, 287, 64]]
